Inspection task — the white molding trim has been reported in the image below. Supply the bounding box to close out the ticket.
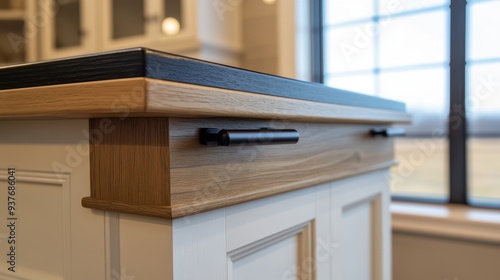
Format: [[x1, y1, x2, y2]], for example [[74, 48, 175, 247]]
[[392, 202, 500, 244], [0, 169, 72, 280]]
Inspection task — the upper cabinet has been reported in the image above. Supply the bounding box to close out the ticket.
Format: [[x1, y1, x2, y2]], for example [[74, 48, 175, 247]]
[[102, 0, 196, 51], [0, 0, 246, 67], [40, 0, 97, 59], [36, 0, 197, 60], [0, 0, 37, 66]]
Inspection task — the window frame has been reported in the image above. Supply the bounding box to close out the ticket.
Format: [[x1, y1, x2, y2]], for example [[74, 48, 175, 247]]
[[311, 0, 500, 208]]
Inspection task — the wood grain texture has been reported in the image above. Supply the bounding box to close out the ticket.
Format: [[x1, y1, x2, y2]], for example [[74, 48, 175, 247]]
[[146, 79, 412, 124], [0, 47, 405, 111], [88, 118, 170, 206], [0, 78, 146, 118], [82, 117, 398, 219], [81, 198, 174, 219], [0, 48, 144, 91], [143, 49, 406, 112], [167, 118, 396, 218], [0, 77, 410, 124]]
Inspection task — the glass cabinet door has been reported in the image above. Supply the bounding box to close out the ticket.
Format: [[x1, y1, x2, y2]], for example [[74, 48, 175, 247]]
[[40, 0, 97, 59], [111, 0, 147, 39], [102, 0, 151, 49], [103, 0, 196, 50], [159, 0, 183, 36], [54, 0, 82, 49], [0, 0, 33, 65], [0, 20, 26, 66]]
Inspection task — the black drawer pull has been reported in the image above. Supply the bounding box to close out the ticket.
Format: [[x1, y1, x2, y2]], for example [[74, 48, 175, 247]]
[[200, 128, 300, 146], [370, 127, 406, 137]]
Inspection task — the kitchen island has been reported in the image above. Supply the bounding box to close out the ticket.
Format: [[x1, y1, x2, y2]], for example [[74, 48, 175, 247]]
[[0, 48, 410, 280]]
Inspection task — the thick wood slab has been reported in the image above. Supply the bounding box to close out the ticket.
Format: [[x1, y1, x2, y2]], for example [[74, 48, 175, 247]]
[[0, 78, 411, 124], [82, 117, 397, 218], [0, 48, 405, 111], [146, 79, 411, 124]]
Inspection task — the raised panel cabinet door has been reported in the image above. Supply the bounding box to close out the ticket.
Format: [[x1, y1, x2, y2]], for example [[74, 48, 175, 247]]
[[225, 185, 326, 280], [329, 170, 392, 280], [0, 119, 105, 280], [170, 184, 331, 280]]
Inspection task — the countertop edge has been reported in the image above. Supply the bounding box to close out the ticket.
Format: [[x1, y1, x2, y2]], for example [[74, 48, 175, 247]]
[[0, 78, 411, 124]]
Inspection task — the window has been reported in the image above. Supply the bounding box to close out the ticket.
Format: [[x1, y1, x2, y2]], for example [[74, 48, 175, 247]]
[[315, 0, 500, 206], [467, 0, 500, 206]]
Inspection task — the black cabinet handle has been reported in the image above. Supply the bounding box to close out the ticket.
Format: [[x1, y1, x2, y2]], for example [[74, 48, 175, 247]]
[[200, 128, 300, 146], [370, 127, 406, 137]]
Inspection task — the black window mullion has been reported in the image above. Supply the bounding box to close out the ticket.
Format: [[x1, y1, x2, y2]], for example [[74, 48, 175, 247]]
[[449, 0, 468, 204], [311, 0, 324, 83]]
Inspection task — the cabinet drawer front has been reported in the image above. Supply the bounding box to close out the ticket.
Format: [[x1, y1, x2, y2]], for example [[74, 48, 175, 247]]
[[83, 117, 396, 218], [168, 118, 395, 216]]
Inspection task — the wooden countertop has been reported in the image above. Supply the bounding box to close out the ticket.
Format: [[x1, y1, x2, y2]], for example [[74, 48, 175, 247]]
[[0, 48, 410, 123]]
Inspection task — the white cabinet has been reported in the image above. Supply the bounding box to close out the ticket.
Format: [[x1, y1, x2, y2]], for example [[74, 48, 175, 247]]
[[165, 171, 391, 280], [329, 171, 392, 280], [0, 119, 392, 280], [0, 120, 105, 280]]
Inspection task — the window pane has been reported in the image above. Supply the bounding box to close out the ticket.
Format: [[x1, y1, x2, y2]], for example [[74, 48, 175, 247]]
[[467, 63, 500, 130], [324, 23, 375, 73], [378, 0, 448, 15], [392, 138, 448, 199], [379, 68, 448, 117], [324, 73, 376, 96], [379, 10, 449, 68], [321, 1, 451, 201], [468, 139, 500, 203], [467, 62, 500, 204], [467, 0, 500, 61], [324, 0, 374, 25], [380, 67, 449, 198]]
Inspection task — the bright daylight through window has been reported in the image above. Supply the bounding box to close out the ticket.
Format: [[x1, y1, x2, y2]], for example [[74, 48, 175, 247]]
[[321, 0, 500, 205]]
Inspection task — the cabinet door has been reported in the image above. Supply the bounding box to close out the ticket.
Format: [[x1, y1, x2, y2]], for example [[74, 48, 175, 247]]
[[330, 170, 391, 280], [0, 120, 105, 280], [0, 0, 37, 65], [101, 0, 197, 52], [171, 184, 331, 280], [101, 0, 155, 49], [147, 0, 198, 51], [40, 0, 97, 59]]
